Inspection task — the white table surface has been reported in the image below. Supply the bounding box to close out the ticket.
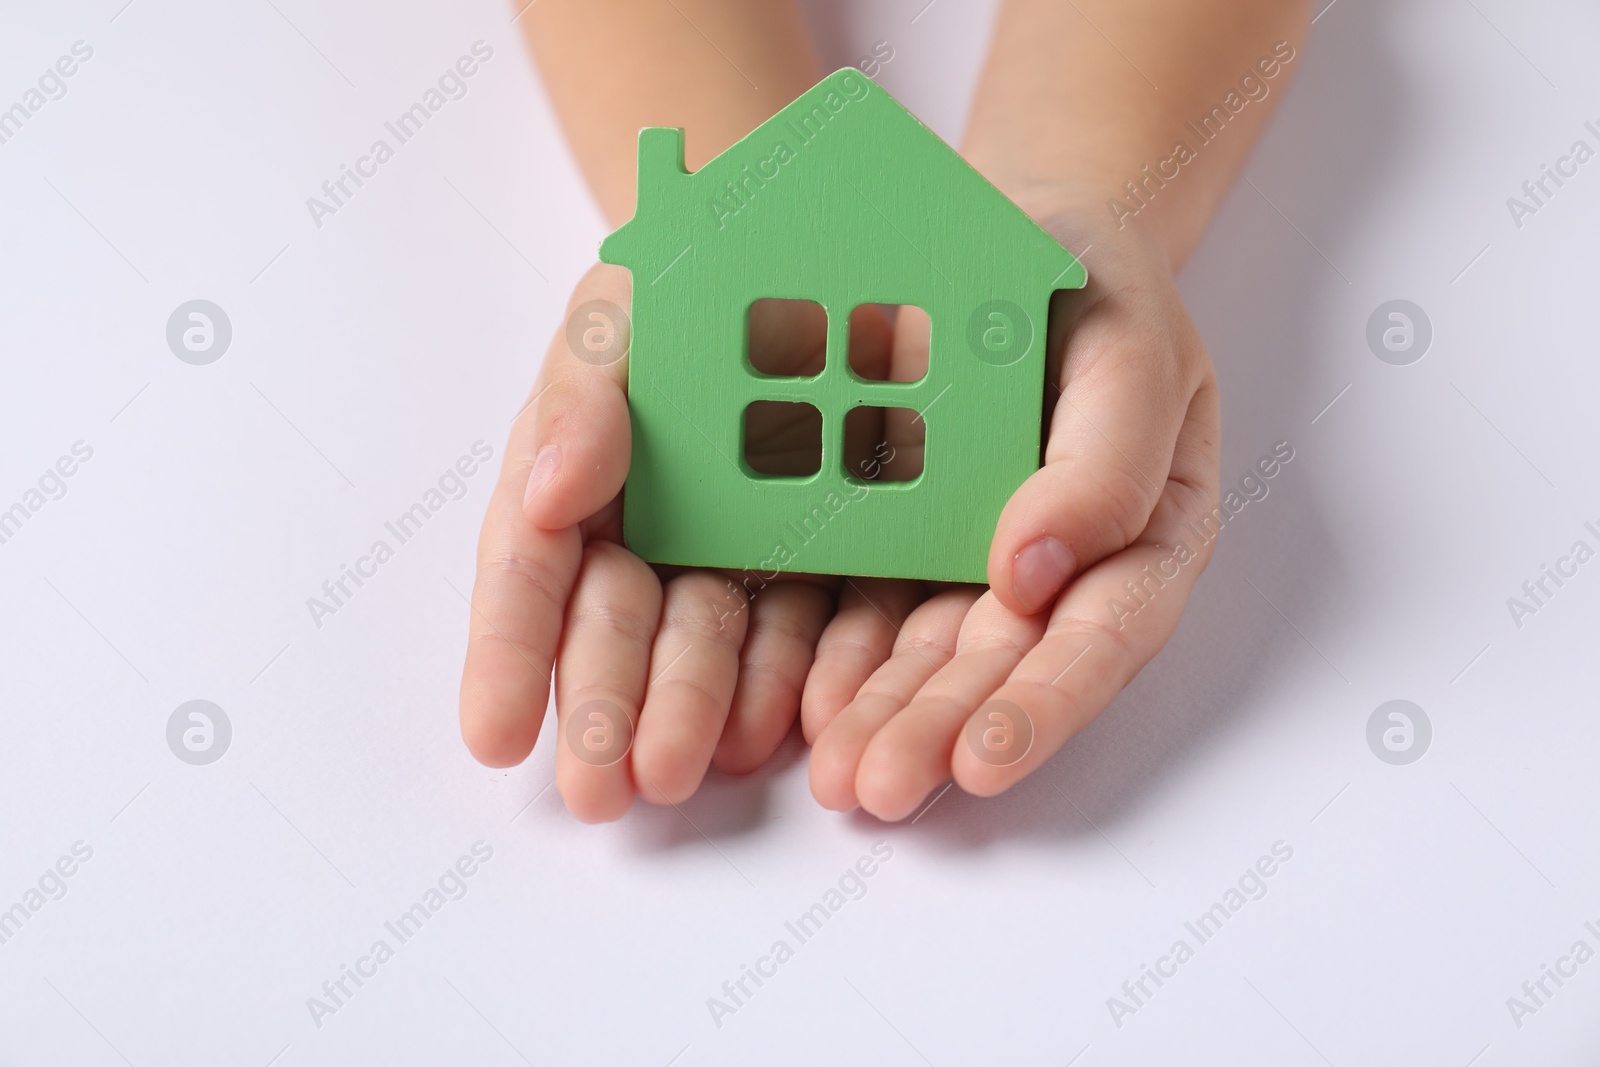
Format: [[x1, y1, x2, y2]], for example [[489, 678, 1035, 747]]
[[3, 0, 1599, 1063]]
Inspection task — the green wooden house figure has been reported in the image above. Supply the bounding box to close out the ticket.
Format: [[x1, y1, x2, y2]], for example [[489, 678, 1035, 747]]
[[599, 68, 1085, 584]]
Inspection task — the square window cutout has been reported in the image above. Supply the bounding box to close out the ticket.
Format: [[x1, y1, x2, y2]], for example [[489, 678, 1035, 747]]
[[843, 406, 925, 483], [847, 304, 930, 383], [747, 299, 827, 378], [743, 400, 822, 478]]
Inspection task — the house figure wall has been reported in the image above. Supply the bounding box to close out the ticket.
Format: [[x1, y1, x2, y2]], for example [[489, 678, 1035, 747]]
[[600, 68, 1085, 583]]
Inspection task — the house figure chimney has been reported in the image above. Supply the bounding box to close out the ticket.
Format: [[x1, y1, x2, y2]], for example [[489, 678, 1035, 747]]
[[636, 127, 687, 210]]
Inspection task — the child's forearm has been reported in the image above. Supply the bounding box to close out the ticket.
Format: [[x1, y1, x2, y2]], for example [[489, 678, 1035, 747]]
[[963, 0, 1312, 267], [521, 0, 822, 226]]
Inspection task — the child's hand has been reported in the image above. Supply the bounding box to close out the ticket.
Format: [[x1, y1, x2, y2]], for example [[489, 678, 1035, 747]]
[[459, 264, 862, 820], [807, 212, 1220, 818]]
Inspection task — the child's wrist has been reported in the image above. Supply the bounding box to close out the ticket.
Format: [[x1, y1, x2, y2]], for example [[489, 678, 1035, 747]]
[[963, 157, 1180, 274]]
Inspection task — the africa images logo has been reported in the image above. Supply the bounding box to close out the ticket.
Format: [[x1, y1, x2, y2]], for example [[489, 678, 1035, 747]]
[[707, 70, 873, 231], [706, 842, 895, 1028], [304, 42, 494, 229], [1505, 119, 1600, 230]]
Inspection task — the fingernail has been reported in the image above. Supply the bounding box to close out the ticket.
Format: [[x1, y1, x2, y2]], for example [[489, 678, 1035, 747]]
[[1012, 537, 1074, 613], [523, 445, 560, 510]]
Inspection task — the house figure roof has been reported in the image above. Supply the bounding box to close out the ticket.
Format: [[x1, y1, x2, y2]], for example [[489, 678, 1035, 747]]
[[599, 67, 1085, 583]]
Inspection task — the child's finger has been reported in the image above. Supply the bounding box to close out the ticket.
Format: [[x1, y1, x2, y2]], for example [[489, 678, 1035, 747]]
[[800, 578, 922, 742], [854, 593, 1046, 821], [987, 311, 1202, 616], [888, 304, 931, 383], [713, 581, 834, 774], [808, 589, 977, 811], [846, 303, 894, 381], [458, 506, 581, 769], [953, 382, 1221, 796], [631, 571, 751, 804], [552, 542, 661, 823], [458, 264, 632, 769], [522, 264, 634, 532], [749, 297, 830, 376]]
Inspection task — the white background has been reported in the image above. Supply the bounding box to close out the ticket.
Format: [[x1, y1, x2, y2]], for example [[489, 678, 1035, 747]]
[[2, 0, 1598, 1063]]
